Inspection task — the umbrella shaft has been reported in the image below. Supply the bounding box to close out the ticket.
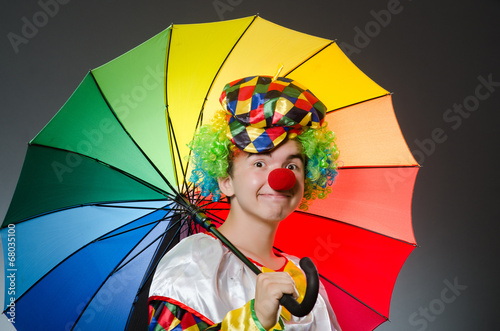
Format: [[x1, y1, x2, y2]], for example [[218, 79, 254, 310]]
[[208, 226, 262, 275], [177, 195, 261, 275]]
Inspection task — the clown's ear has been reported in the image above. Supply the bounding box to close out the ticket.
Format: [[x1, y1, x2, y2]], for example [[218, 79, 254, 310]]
[[218, 176, 235, 198]]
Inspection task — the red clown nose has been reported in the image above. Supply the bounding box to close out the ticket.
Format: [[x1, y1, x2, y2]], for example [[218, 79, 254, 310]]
[[268, 168, 296, 191]]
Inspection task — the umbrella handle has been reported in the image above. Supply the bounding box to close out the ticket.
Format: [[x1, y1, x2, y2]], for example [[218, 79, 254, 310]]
[[178, 197, 320, 317], [279, 257, 319, 317]]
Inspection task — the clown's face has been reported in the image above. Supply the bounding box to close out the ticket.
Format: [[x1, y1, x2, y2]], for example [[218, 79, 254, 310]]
[[219, 139, 305, 224]]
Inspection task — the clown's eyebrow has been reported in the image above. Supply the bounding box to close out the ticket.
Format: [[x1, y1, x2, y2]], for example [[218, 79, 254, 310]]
[[246, 152, 305, 163], [287, 153, 306, 164], [246, 151, 268, 158], [286, 153, 306, 164]]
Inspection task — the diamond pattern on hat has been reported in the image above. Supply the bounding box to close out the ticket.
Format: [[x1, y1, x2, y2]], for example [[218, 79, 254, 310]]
[[220, 75, 326, 153]]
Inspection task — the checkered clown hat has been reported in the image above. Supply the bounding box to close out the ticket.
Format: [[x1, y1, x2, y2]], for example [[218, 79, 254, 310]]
[[219, 75, 327, 153]]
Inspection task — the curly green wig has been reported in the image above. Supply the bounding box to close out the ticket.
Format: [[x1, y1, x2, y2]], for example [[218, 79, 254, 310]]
[[188, 110, 339, 210]]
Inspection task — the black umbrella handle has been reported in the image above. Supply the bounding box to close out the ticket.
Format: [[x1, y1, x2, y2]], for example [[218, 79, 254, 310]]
[[177, 197, 319, 317], [278, 257, 319, 317]]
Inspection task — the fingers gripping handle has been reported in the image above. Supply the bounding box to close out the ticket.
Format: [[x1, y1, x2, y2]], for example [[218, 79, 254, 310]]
[[279, 257, 319, 317]]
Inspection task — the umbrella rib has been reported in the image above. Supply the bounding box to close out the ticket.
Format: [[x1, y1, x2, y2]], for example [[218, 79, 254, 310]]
[[88, 70, 182, 197], [186, 196, 229, 224], [94, 205, 196, 243], [162, 25, 188, 192], [186, 182, 205, 204], [284, 41, 335, 77], [183, 181, 195, 201], [163, 23, 172, 115], [1, 197, 173, 228], [5, 144, 177, 227], [166, 109, 187, 191], [70, 215, 170, 331], [318, 274, 390, 321], [96, 213, 177, 243], [133, 213, 187, 294], [29, 143, 176, 199], [3, 204, 170, 313], [338, 164, 420, 170], [327, 91, 392, 113], [174, 15, 259, 195], [194, 200, 227, 227], [111, 216, 180, 275], [293, 209, 418, 247], [185, 188, 229, 226], [178, 180, 229, 214], [197, 14, 257, 124], [162, 26, 186, 192], [125, 214, 187, 330], [271, 246, 390, 320], [93, 203, 173, 211], [93, 203, 190, 215], [283, 42, 391, 113]]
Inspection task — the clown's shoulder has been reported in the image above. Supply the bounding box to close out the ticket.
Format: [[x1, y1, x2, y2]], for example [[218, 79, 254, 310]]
[[151, 233, 223, 279]]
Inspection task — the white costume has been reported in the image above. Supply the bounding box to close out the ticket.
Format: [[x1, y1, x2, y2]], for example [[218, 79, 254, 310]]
[[149, 233, 337, 330]]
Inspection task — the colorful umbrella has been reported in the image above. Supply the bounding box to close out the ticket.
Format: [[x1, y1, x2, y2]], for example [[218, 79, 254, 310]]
[[1, 15, 418, 330]]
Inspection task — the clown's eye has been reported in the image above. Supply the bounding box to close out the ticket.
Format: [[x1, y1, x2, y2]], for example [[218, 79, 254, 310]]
[[286, 164, 298, 170], [254, 161, 265, 168]]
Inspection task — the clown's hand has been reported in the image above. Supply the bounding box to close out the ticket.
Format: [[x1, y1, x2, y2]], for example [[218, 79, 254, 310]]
[[254, 272, 298, 330]]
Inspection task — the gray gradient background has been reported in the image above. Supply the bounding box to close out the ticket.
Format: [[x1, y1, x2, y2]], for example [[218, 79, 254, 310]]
[[0, 0, 499, 330]]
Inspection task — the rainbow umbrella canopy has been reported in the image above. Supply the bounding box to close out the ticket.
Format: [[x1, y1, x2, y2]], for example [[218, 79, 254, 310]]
[[1, 15, 418, 330]]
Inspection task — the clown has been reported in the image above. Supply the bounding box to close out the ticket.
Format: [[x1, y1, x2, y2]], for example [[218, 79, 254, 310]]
[[149, 75, 341, 330]]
